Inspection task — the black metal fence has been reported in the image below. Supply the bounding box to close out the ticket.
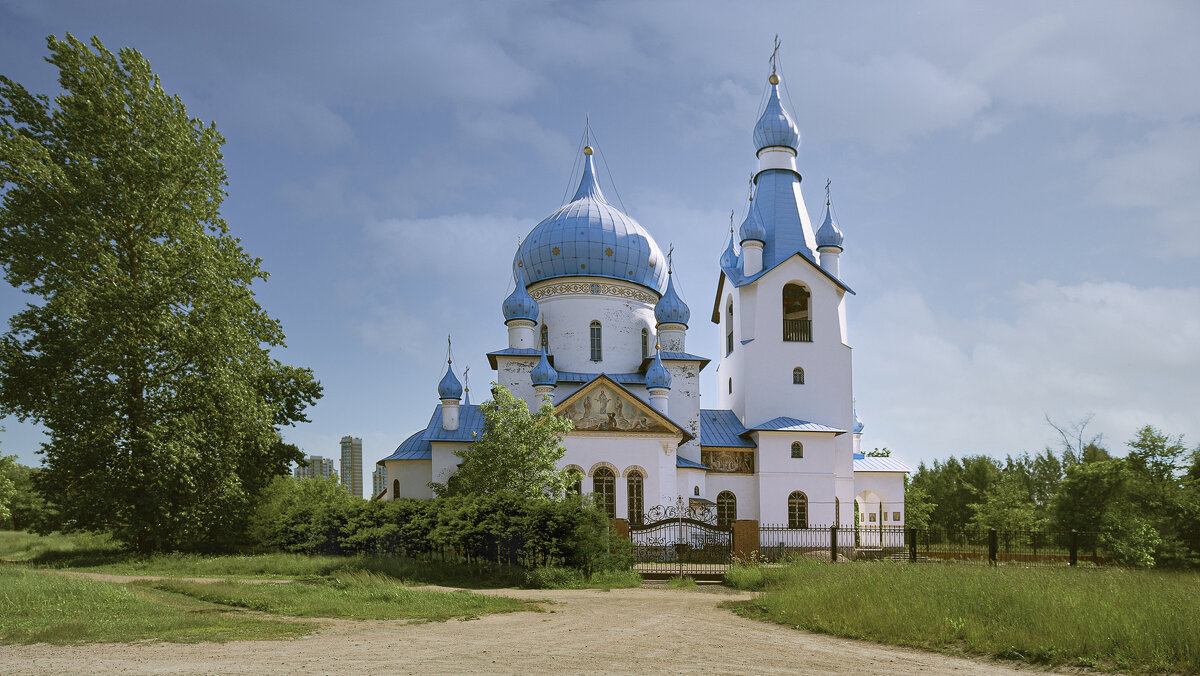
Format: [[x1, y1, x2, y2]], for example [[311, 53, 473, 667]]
[[754, 525, 1106, 566]]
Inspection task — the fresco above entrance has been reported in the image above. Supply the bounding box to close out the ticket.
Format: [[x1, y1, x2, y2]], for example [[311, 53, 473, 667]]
[[561, 383, 670, 433]]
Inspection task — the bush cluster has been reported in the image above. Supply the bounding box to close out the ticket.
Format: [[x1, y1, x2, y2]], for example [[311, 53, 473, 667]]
[[248, 476, 627, 572]]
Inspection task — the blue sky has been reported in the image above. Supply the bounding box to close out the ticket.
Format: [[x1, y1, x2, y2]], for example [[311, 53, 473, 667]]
[[2, 1, 1198, 494]]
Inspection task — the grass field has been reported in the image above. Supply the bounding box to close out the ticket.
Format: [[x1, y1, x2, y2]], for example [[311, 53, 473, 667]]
[[0, 530, 641, 589], [0, 565, 314, 645], [140, 572, 536, 622], [725, 559, 1200, 673]]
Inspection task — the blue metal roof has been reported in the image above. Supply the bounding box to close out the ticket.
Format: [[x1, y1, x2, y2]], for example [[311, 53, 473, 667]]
[[554, 371, 646, 385], [515, 151, 668, 294], [746, 416, 846, 435], [654, 273, 690, 327], [699, 409, 755, 448], [425, 403, 485, 442], [854, 456, 913, 473], [638, 352, 711, 372], [676, 456, 711, 470], [378, 430, 432, 463], [487, 348, 550, 369], [753, 82, 801, 151], [753, 168, 815, 268]]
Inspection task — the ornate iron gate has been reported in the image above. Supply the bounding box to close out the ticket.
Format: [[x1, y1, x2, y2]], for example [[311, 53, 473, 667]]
[[630, 499, 732, 577]]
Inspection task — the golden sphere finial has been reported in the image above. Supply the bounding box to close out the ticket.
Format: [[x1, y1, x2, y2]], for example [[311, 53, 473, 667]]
[[769, 73, 780, 85], [583, 145, 594, 155]]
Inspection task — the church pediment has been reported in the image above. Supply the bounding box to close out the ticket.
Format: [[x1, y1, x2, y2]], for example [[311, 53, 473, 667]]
[[556, 374, 685, 438]]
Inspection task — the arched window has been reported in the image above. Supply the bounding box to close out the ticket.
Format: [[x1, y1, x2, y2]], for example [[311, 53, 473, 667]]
[[590, 321, 602, 361], [592, 467, 615, 518], [716, 491, 737, 528], [642, 328, 649, 358], [693, 485, 700, 496], [728, 378, 732, 394], [567, 471, 583, 497], [392, 479, 399, 499], [783, 283, 812, 342], [788, 491, 808, 529], [791, 441, 804, 458], [541, 324, 549, 351], [793, 367, 805, 384], [627, 471, 644, 525], [725, 298, 734, 355]]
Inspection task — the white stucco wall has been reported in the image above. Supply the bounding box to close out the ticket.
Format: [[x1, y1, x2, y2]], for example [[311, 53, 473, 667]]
[[563, 432, 680, 510], [853, 471, 907, 526], [530, 277, 658, 375], [382, 460, 433, 500]]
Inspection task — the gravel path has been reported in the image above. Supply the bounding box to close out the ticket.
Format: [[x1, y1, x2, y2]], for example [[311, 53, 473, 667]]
[[1, 583, 1066, 675]]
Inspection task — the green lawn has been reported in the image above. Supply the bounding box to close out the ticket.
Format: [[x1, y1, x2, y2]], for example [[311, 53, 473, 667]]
[[0, 565, 313, 645], [0, 530, 640, 589], [726, 559, 1200, 673]]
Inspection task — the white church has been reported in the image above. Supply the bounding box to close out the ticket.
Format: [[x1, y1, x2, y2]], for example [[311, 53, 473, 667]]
[[378, 69, 910, 531]]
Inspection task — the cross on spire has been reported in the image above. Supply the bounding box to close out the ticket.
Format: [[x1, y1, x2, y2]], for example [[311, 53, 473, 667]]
[[825, 178, 831, 206], [769, 35, 781, 76], [446, 335, 453, 365], [667, 244, 674, 274], [729, 209, 734, 233]]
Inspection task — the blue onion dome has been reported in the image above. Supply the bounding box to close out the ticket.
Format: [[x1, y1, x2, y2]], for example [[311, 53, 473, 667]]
[[816, 203, 844, 250], [514, 147, 668, 295], [530, 350, 558, 387], [437, 362, 462, 400], [654, 272, 690, 327], [501, 264, 539, 323], [645, 351, 672, 390], [719, 232, 739, 271], [853, 409, 864, 434], [738, 205, 766, 244], [753, 77, 801, 152]]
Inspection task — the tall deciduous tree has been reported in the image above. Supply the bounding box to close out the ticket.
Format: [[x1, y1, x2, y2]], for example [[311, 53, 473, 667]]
[[431, 384, 574, 499], [0, 35, 321, 551]]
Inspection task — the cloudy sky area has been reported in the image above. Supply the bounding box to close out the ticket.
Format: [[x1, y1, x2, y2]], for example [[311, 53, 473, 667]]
[[1, 1, 1197, 491]]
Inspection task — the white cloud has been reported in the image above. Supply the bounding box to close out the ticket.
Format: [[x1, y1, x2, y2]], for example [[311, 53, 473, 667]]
[[855, 280, 1200, 465], [1089, 122, 1200, 256]]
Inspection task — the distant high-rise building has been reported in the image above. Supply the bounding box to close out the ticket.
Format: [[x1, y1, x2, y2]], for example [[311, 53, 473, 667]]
[[372, 465, 387, 499], [340, 435, 363, 499], [294, 455, 336, 481]]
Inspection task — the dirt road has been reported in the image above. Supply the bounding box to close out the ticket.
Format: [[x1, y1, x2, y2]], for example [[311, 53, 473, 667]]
[[1, 584, 1056, 675]]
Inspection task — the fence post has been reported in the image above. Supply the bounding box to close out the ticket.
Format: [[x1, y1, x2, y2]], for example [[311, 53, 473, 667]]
[[1069, 529, 1078, 566], [830, 525, 838, 562], [988, 528, 998, 566], [908, 527, 917, 562], [732, 520, 759, 562]]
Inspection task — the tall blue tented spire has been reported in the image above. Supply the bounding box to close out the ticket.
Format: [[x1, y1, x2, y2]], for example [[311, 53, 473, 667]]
[[753, 82, 801, 152]]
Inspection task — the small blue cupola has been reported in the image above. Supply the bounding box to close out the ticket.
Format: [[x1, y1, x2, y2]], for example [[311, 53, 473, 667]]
[[502, 264, 539, 323], [753, 75, 801, 152], [530, 349, 558, 387], [719, 231, 739, 271], [853, 408, 864, 434], [738, 204, 766, 244], [654, 272, 690, 328], [645, 350, 672, 390], [815, 202, 844, 250], [437, 362, 463, 400]]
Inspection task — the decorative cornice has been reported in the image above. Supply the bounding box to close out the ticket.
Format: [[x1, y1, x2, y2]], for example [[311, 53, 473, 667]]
[[529, 277, 659, 305]]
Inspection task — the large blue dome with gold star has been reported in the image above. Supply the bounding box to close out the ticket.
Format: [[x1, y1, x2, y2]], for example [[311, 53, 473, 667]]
[[514, 149, 668, 295]]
